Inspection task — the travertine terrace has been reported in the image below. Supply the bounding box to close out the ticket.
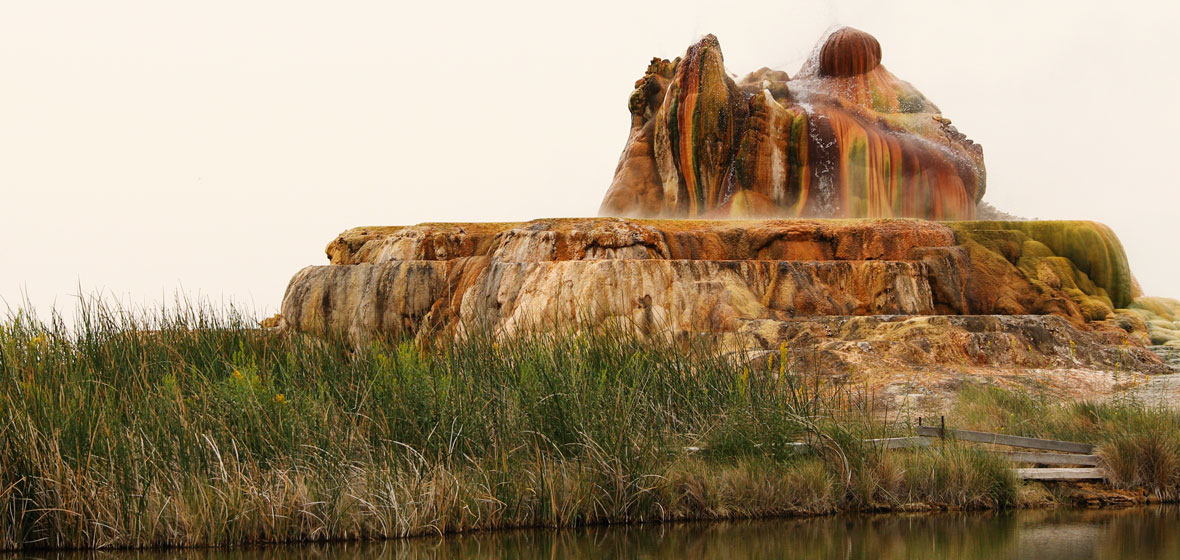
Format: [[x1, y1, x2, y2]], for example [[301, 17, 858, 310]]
[[277, 27, 1177, 389]]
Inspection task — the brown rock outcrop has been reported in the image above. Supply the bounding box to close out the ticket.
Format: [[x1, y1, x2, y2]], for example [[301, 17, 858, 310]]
[[280, 218, 1168, 376], [324, 219, 957, 265]]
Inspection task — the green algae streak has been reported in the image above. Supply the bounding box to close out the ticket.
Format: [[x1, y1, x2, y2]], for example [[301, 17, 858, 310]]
[[951, 220, 1137, 309]]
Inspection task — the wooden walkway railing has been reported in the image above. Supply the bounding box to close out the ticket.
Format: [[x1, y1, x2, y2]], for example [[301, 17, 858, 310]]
[[686, 417, 1107, 482], [917, 417, 1105, 481]]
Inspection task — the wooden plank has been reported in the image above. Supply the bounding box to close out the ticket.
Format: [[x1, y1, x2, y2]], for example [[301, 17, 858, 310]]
[[684, 442, 809, 454], [868, 437, 932, 450], [916, 426, 1095, 454], [684, 438, 926, 454], [1016, 467, 1106, 481], [1001, 451, 1100, 466]]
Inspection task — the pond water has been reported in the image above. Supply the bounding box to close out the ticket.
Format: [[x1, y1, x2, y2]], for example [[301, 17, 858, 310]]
[[10, 505, 1180, 559]]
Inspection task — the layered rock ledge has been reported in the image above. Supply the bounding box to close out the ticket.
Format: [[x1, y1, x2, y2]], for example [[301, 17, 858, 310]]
[[280, 218, 1170, 377]]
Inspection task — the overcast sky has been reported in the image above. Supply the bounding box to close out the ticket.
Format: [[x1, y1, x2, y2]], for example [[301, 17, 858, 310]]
[[2, 0, 1178, 319]]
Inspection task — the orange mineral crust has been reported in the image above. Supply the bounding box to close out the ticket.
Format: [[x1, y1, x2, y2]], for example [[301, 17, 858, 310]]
[[280, 218, 1170, 377], [599, 27, 985, 220]]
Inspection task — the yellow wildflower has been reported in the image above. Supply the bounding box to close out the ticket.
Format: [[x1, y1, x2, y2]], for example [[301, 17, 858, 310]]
[[232, 369, 244, 380], [273, 393, 287, 404]]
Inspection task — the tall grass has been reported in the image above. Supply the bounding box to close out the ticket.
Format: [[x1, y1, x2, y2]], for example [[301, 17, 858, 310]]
[[1, 300, 1015, 550]]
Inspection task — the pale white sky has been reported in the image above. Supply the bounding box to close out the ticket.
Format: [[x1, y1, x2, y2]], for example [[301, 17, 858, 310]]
[[2, 0, 1178, 318]]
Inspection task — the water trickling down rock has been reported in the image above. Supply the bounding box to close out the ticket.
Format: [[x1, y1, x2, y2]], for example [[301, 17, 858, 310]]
[[599, 28, 985, 220]]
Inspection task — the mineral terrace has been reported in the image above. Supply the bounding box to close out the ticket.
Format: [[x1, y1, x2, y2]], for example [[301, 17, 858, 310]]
[[276, 27, 1180, 413]]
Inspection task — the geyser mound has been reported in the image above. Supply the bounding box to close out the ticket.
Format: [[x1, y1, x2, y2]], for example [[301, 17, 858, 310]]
[[273, 26, 1178, 405], [599, 27, 985, 220]]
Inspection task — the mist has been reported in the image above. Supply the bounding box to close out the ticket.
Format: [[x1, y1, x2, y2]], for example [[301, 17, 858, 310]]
[[2, 0, 1177, 317]]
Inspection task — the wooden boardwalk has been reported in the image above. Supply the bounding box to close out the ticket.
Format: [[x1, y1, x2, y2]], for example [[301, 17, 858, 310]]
[[1001, 451, 1099, 466], [687, 418, 1106, 482], [915, 426, 1094, 454], [1016, 467, 1106, 481], [917, 418, 1104, 481]]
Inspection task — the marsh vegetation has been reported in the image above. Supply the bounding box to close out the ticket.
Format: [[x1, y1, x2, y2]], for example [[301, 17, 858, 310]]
[[1, 302, 1178, 551]]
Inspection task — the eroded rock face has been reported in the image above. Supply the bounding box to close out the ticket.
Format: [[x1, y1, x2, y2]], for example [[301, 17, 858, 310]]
[[599, 27, 985, 220], [744, 315, 1169, 377], [324, 219, 957, 265], [280, 218, 1167, 375]]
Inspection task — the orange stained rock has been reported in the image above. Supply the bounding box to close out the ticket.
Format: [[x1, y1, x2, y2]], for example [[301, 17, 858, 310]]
[[818, 27, 882, 77], [599, 27, 986, 221], [285, 218, 1166, 379]]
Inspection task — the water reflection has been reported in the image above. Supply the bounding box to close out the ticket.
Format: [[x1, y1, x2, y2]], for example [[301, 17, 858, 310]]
[[10, 506, 1180, 559]]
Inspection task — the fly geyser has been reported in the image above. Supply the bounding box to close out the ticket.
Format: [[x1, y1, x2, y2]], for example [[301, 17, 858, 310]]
[[278, 28, 1178, 386], [599, 28, 985, 220]]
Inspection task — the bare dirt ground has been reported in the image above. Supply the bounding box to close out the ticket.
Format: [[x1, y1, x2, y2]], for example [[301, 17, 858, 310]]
[[1128, 368, 1180, 409]]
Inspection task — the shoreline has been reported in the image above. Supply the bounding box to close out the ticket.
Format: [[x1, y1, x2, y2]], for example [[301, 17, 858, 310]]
[[7, 493, 1177, 554]]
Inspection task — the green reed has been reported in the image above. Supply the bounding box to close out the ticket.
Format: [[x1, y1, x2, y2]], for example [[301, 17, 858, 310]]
[[2, 299, 1018, 550]]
